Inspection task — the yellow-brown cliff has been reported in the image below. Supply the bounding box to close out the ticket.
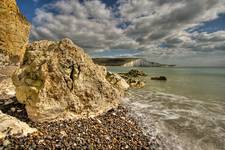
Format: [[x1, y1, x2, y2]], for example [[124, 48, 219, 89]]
[[0, 0, 30, 63]]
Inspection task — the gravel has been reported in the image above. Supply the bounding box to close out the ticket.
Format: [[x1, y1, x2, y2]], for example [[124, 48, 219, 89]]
[[0, 98, 162, 149]]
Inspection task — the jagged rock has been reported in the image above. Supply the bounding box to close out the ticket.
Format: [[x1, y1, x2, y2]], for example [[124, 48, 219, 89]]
[[151, 76, 167, 81], [127, 78, 145, 88], [119, 69, 147, 78], [12, 39, 123, 122], [119, 76, 145, 88], [0, 66, 17, 101], [0, 0, 30, 64], [118, 69, 146, 88], [0, 78, 15, 99], [0, 111, 37, 139], [106, 72, 129, 91]]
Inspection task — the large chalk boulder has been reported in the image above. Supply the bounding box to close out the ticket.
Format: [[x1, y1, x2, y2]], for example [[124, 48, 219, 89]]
[[12, 39, 123, 122]]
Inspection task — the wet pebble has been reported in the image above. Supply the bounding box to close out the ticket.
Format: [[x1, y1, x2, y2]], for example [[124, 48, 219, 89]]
[[0, 98, 162, 149], [10, 107, 16, 112], [3, 139, 10, 147]]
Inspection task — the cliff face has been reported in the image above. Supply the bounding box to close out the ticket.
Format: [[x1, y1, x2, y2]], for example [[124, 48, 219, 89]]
[[122, 59, 162, 67], [93, 58, 139, 66], [0, 0, 30, 64], [92, 58, 166, 67]]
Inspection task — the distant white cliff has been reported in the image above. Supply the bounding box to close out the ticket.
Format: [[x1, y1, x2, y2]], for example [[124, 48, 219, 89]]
[[92, 58, 175, 67], [122, 59, 163, 67]]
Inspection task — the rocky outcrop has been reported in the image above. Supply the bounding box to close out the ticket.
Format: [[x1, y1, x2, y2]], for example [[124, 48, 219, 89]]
[[125, 78, 145, 88], [0, 111, 37, 139], [118, 69, 146, 88], [0, 0, 30, 64], [12, 39, 123, 122], [106, 72, 129, 91], [119, 69, 147, 78], [151, 76, 167, 81]]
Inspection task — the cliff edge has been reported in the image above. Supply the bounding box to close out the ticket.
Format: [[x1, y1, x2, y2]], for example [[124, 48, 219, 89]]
[[0, 0, 30, 64]]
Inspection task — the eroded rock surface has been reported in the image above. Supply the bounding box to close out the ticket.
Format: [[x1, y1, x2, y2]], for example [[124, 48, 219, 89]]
[[0, 65, 17, 100], [0, 0, 30, 100], [0, 0, 30, 64], [118, 69, 146, 88], [126, 78, 145, 88], [12, 39, 123, 122], [119, 69, 147, 78], [106, 72, 129, 91], [0, 111, 37, 139], [0, 78, 15, 100]]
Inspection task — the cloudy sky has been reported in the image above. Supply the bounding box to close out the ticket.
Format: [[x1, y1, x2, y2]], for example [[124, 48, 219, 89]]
[[16, 0, 225, 66]]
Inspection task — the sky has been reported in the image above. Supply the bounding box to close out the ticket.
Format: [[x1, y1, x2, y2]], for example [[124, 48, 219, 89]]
[[16, 0, 225, 66]]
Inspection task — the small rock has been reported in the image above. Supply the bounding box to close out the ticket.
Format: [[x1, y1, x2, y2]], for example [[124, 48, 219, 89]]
[[3, 139, 11, 147], [17, 109, 22, 113], [4, 99, 14, 105], [121, 117, 126, 120], [105, 135, 110, 141], [112, 113, 116, 116], [31, 143, 37, 149], [96, 119, 102, 124], [151, 76, 167, 81], [10, 107, 16, 112], [60, 131, 67, 137], [38, 139, 44, 144], [55, 144, 61, 148]]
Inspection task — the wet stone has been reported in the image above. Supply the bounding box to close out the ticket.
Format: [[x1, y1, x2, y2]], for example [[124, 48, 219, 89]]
[[0, 98, 163, 149]]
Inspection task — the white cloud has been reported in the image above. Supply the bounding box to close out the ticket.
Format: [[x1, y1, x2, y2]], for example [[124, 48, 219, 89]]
[[31, 0, 225, 66]]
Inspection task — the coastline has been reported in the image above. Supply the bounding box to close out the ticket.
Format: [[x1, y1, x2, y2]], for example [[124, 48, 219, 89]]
[[0, 97, 163, 149], [1, 0, 225, 149]]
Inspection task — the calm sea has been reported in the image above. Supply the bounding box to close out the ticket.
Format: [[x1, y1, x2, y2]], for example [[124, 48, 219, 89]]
[[108, 67, 225, 150]]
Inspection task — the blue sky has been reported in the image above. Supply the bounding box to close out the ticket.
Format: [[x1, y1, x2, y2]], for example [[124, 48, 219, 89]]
[[188, 13, 225, 33], [16, 0, 118, 21], [16, 0, 225, 66], [16, 0, 44, 21]]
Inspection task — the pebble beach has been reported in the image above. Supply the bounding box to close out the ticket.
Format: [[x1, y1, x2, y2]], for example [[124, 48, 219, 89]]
[[0, 98, 163, 149]]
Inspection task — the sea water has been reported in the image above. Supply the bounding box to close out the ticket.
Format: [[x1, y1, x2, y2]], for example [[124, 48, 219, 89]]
[[108, 67, 225, 150]]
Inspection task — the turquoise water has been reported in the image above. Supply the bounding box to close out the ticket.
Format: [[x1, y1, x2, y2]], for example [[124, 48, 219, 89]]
[[109, 67, 225, 102], [108, 67, 225, 150]]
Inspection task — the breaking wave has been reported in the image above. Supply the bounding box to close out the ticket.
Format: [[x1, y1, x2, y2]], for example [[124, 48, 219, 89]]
[[122, 90, 225, 150]]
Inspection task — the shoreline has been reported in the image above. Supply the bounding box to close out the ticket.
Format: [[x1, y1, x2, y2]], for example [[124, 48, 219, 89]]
[[0, 97, 163, 149]]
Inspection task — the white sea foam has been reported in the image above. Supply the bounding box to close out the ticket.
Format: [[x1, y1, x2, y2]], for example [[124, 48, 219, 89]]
[[122, 90, 225, 150]]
